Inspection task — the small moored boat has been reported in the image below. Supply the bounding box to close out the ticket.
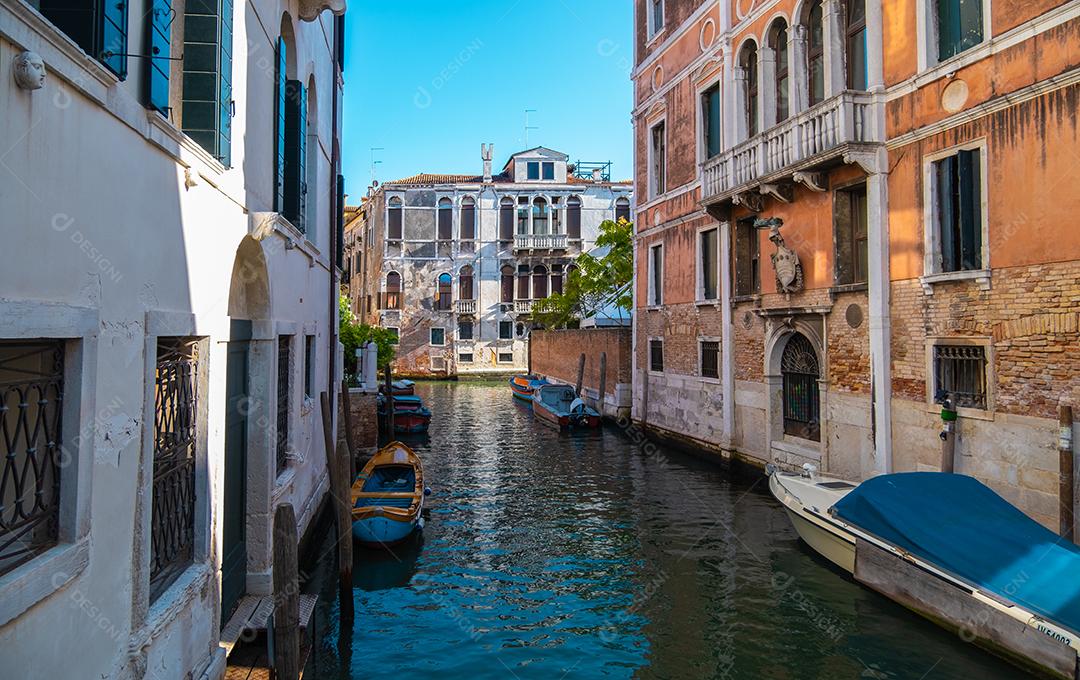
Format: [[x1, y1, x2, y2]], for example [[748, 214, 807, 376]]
[[351, 442, 426, 546], [379, 379, 415, 396], [531, 383, 601, 429], [377, 394, 432, 434], [509, 374, 548, 403]]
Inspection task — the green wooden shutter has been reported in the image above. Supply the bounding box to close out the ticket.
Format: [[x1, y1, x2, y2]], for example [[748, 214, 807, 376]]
[[283, 79, 305, 230], [938, 0, 982, 60], [144, 0, 172, 114], [705, 85, 721, 159], [957, 149, 982, 270], [297, 87, 308, 231], [182, 0, 229, 164], [336, 175, 345, 270], [99, 0, 128, 78], [218, 0, 233, 166], [275, 37, 287, 213], [937, 155, 958, 272]]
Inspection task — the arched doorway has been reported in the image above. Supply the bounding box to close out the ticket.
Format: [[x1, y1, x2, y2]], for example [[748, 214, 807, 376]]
[[781, 332, 820, 441]]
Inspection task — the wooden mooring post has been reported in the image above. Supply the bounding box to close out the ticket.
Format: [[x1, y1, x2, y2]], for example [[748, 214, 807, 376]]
[[320, 391, 354, 623], [383, 365, 394, 435], [340, 379, 357, 478], [940, 394, 957, 473], [598, 352, 607, 419], [272, 503, 300, 680], [1060, 403, 1074, 542], [575, 353, 585, 396]]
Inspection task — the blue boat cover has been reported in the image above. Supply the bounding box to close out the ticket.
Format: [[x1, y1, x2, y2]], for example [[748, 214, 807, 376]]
[[832, 472, 1080, 636]]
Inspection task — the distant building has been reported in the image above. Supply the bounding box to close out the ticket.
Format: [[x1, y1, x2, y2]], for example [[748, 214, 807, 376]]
[[346, 146, 633, 377]]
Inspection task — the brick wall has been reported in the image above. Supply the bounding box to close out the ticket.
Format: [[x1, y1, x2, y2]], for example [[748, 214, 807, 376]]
[[531, 328, 631, 400], [345, 391, 378, 455]]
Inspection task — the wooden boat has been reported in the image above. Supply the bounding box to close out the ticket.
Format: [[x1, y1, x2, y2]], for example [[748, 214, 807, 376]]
[[531, 383, 601, 429], [509, 374, 549, 402], [377, 394, 432, 434], [770, 466, 1080, 678], [351, 442, 425, 546], [379, 379, 415, 396]]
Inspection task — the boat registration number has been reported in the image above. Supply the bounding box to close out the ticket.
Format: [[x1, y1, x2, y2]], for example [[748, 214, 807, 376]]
[[1033, 620, 1074, 647]]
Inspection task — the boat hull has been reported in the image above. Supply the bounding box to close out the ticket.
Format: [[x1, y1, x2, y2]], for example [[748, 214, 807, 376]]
[[532, 397, 602, 430], [351, 442, 425, 549], [768, 472, 857, 573], [352, 513, 420, 546]]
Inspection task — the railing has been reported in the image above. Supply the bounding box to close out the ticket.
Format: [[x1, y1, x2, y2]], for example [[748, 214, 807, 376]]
[[514, 234, 567, 251], [514, 300, 534, 314], [702, 91, 874, 201], [456, 299, 477, 315]]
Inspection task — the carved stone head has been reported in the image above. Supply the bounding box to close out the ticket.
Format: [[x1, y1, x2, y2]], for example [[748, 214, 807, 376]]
[[14, 51, 46, 91]]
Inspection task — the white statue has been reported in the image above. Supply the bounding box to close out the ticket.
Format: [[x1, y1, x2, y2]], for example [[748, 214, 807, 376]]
[[14, 51, 46, 91]]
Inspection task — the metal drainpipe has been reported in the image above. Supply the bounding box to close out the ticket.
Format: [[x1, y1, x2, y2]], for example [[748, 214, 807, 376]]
[[328, 21, 341, 444]]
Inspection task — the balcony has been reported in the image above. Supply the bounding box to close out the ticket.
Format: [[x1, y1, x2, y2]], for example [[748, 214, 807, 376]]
[[514, 300, 534, 315], [514, 234, 567, 251], [456, 299, 477, 315], [701, 91, 877, 206]]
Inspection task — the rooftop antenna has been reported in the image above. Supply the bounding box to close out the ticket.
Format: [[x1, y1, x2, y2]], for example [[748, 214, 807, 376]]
[[370, 147, 384, 183], [524, 109, 538, 147]]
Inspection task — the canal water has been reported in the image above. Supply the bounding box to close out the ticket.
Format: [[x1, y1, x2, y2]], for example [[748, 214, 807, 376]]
[[304, 381, 1024, 679]]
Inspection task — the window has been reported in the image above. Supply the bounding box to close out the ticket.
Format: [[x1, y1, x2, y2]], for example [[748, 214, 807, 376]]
[[532, 198, 549, 235], [649, 339, 664, 372], [527, 162, 540, 180], [276, 336, 290, 475], [567, 196, 582, 239], [542, 162, 555, 180], [436, 273, 453, 311], [807, 1, 825, 106], [281, 78, 308, 231], [650, 123, 666, 198], [847, 0, 867, 90], [517, 197, 530, 235], [649, 0, 664, 37], [933, 148, 983, 273], [501, 265, 515, 303], [517, 264, 531, 299], [771, 21, 790, 123], [782, 333, 820, 441], [458, 321, 473, 341], [615, 197, 631, 224], [459, 265, 474, 300], [500, 197, 515, 241], [499, 321, 513, 340], [648, 244, 663, 305], [384, 271, 402, 309], [834, 184, 868, 285], [430, 328, 446, 346], [734, 219, 760, 297], [532, 265, 549, 300], [150, 338, 199, 600], [33, 0, 128, 78], [386, 327, 400, 345], [699, 228, 718, 300], [551, 264, 564, 296], [304, 335, 315, 398], [0, 340, 65, 578], [388, 197, 403, 240], [701, 341, 720, 379], [459, 353, 474, 363], [701, 83, 721, 159], [182, 0, 233, 164], [498, 352, 515, 363], [438, 198, 453, 240], [740, 42, 759, 137], [460, 197, 476, 240], [933, 344, 987, 409], [937, 0, 984, 61]]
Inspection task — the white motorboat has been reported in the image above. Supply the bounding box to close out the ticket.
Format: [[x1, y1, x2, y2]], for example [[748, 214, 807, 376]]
[[766, 463, 859, 573]]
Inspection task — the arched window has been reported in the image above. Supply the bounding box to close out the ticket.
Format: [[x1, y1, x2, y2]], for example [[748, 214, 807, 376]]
[[500, 197, 514, 241], [437, 198, 453, 240], [532, 198, 549, 235], [500, 265, 515, 303], [460, 197, 476, 241], [740, 42, 759, 137], [435, 273, 452, 310], [388, 197, 403, 240], [770, 20, 790, 123], [532, 265, 549, 299], [384, 271, 402, 309], [551, 263, 564, 295], [517, 197, 530, 235], [567, 196, 582, 238], [517, 264, 530, 299], [782, 333, 820, 441], [847, 0, 867, 90], [459, 265, 474, 300], [615, 197, 631, 223], [807, 0, 825, 106]]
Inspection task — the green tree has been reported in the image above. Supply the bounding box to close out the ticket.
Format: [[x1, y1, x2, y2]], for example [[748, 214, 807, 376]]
[[340, 296, 397, 381], [534, 218, 633, 330]]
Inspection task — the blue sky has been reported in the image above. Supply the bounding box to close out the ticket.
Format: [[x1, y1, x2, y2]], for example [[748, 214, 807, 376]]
[[340, 1, 635, 197]]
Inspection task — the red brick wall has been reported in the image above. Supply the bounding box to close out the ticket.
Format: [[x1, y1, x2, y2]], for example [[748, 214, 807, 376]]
[[531, 328, 631, 397]]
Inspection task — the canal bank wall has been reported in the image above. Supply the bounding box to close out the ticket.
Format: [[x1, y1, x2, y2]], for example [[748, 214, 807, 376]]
[[530, 328, 632, 420]]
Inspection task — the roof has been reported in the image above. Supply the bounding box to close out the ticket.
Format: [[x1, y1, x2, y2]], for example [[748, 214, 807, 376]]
[[383, 171, 630, 188]]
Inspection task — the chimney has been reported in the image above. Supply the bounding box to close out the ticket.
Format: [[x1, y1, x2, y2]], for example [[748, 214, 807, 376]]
[[592, 168, 602, 183], [481, 143, 494, 182]]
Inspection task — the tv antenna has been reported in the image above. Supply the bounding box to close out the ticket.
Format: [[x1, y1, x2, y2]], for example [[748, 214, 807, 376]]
[[524, 109, 538, 147], [370, 147, 384, 183]]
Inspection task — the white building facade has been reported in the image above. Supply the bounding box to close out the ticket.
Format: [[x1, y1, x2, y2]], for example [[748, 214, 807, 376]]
[[0, 0, 345, 675], [348, 147, 633, 377]]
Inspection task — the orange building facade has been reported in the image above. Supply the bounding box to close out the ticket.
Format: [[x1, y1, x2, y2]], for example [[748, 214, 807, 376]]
[[632, 0, 1080, 527]]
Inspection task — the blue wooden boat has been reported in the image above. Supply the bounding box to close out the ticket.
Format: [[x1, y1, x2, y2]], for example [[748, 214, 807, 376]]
[[509, 374, 548, 403], [351, 442, 426, 546], [377, 394, 432, 434], [380, 379, 415, 396], [531, 384, 601, 429]]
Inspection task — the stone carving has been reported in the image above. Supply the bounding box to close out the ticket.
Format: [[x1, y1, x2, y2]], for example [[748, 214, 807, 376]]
[[759, 183, 793, 204], [732, 191, 763, 213], [299, 0, 346, 22], [760, 218, 804, 294], [792, 171, 827, 192], [14, 51, 46, 91]]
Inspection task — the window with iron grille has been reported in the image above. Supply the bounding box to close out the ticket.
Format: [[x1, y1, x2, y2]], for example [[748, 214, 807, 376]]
[[276, 337, 290, 475], [933, 344, 987, 409], [782, 333, 820, 441], [0, 341, 65, 578], [304, 335, 315, 398], [151, 338, 199, 601], [700, 341, 719, 379], [649, 340, 664, 373], [459, 353, 474, 363]]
